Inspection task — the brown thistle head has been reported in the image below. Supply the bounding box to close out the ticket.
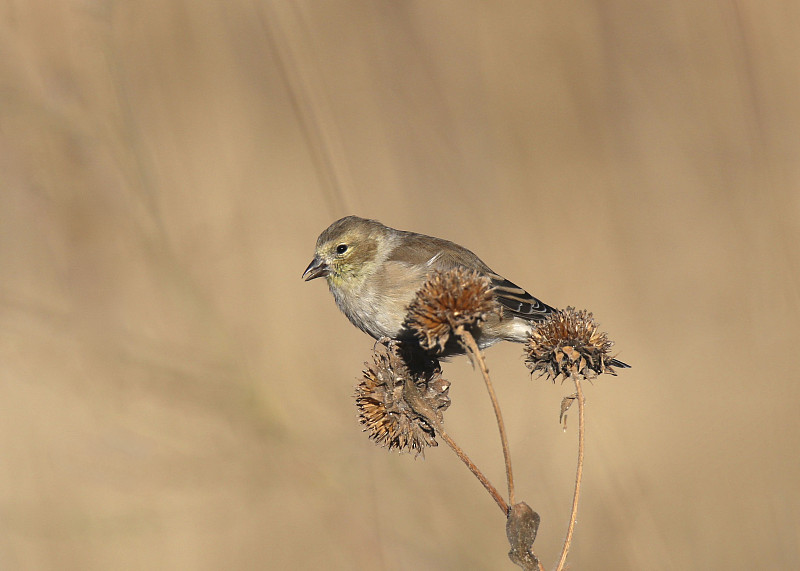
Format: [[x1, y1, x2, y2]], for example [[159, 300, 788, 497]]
[[525, 307, 618, 380], [406, 268, 499, 353], [355, 340, 451, 456]]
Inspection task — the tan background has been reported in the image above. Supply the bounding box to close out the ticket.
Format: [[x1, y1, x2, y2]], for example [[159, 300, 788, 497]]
[[2, 1, 798, 569]]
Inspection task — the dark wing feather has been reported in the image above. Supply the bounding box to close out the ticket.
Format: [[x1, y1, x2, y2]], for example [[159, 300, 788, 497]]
[[487, 272, 556, 321]]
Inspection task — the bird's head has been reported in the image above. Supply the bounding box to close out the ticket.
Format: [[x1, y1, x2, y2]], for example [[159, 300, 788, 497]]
[[302, 216, 386, 288]]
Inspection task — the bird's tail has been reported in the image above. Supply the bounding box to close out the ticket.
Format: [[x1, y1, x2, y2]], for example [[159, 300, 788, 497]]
[[610, 358, 630, 369], [488, 273, 631, 370]]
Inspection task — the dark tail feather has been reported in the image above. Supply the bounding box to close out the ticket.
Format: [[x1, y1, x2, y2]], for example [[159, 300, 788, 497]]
[[610, 358, 630, 369]]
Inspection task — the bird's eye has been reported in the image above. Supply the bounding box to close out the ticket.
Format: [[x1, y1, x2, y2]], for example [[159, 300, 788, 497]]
[[336, 244, 348, 255]]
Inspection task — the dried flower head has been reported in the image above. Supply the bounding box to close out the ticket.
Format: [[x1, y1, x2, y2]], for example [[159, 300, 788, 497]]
[[355, 341, 451, 456], [406, 268, 499, 353], [525, 307, 618, 380]]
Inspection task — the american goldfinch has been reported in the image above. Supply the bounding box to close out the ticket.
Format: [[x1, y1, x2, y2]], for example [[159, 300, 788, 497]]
[[303, 215, 629, 366]]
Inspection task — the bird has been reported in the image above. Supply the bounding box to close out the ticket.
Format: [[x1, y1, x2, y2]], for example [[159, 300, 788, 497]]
[[303, 215, 629, 367]]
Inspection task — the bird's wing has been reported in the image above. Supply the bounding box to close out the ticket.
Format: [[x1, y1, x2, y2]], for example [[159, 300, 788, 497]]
[[386, 232, 493, 272], [386, 231, 555, 322], [487, 273, 556, 321]]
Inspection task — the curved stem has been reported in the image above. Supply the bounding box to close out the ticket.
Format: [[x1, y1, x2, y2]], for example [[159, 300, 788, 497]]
[[555, 375, 585, 571], [458, 327, 516, 506], [435, 424, 509, 515]]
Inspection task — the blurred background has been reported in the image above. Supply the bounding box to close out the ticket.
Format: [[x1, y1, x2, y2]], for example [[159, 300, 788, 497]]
[[2, 1, 798, 569]]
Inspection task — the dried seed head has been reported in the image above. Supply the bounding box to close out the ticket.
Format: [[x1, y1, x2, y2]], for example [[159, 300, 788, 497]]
[[355, 341, 450, 456], [406, 268, 499, 353], [525, 307, 618, 380]]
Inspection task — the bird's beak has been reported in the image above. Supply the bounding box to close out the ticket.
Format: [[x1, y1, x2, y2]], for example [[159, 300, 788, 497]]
[[302, 256, 330, 281]]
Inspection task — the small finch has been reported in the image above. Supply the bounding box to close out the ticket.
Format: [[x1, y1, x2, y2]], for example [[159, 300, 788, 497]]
[[303, 216, 629, 366]]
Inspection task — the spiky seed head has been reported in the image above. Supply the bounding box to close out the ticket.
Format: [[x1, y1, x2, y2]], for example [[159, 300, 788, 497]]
[[525, 307, 618, 380], [355, 341, 450, 456], [406, 268, 499, 353]]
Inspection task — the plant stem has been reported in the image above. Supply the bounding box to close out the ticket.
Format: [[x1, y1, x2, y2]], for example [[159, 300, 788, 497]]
[[555, 375, 585, 571], [458, 327, 516, 506], [435, 424, 509, 515]]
